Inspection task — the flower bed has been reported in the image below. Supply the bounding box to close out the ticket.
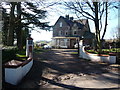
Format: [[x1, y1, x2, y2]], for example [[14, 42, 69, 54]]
[[79, 46, 116, 64], [86, 48, 120, 55]]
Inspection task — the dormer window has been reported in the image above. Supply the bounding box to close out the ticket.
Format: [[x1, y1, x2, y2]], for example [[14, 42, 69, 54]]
[[60, 22, 62, 27]]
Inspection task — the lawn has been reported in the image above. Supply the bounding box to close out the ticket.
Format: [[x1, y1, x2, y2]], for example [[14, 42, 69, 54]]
[[71, 51, 78, 55], [102, 48, 120, 52], [2, 46, 51, 64], [34, 46, 50, 53]]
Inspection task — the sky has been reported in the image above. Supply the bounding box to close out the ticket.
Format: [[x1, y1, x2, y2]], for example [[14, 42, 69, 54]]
[[31, 1, 119, 42]]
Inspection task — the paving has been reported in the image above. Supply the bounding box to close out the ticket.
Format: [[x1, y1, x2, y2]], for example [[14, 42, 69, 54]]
[[3, 49, 120, 89]]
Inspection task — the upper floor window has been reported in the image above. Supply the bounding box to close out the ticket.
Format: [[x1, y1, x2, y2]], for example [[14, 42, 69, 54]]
[[65, 31, 68, 35], [60, 22, 62, 27], [73, 30, 77, 35], [59, 31, 63, 36], [74, 31, 77, 35]]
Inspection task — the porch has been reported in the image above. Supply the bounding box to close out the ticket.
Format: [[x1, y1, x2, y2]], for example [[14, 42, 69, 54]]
[[52, 37, 79, 48]]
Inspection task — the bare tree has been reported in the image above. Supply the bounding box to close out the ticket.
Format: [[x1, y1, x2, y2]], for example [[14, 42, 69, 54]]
[[63, 0, 118, 53]]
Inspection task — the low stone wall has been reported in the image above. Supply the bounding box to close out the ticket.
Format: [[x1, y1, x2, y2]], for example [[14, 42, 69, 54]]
[[4, 58, 33, 85], [79, 46, 116, 64]]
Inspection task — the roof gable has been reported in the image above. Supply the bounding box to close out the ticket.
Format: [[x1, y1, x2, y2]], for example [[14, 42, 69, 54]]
[[75, 19, 87, 25], [61, 16, 74, 27], [53, 16, 89, 30], [73, 21, 84, 29], [53, 16, 71, 28]]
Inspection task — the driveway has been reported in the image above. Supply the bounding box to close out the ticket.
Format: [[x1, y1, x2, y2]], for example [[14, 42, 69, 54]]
[[3, 49, 120, 89], [39, 49, 120, 89]]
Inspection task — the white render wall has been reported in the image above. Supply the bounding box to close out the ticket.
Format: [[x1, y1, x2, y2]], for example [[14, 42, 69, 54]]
[[79, 46, 116, 64], [5, 60, 33, 85], [5, 66, 23, 85]]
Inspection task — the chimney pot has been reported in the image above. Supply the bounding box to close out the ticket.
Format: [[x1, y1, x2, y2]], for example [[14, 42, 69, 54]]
[[65, 15, 69, 19], [70, 17, 73, 20]]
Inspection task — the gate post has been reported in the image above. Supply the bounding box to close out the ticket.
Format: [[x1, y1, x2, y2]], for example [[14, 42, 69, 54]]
[[79, 40, 83, 58], [26, 35, 33, 58]]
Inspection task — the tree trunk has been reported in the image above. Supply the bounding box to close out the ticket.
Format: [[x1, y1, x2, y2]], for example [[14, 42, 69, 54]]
[[7, 2, 16, 46], [16, 2, 23, 50], [94, 2, 102, 53]]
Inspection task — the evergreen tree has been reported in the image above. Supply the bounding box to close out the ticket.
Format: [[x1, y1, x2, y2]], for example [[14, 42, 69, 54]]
[[2, 7, 9, 45], [2, 1, 50, 49]]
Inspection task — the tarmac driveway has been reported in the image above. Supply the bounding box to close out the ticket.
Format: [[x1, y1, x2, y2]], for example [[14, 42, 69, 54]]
[[37, 49, 120, 89], [3, 49, 120, 89]]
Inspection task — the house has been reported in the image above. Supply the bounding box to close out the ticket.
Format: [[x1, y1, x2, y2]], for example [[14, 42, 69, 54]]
[[52, 15, 95, 48]]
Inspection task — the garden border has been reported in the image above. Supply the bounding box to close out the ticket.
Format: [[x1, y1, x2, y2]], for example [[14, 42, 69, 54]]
[[79, 46, 116, 64]]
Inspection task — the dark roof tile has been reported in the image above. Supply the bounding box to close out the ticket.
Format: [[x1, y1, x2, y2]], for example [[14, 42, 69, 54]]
[[61, 16, 86, 29], [83, 31, 95, 39]]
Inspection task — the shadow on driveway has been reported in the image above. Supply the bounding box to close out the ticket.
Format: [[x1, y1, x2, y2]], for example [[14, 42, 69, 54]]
[[2, 49, 120, 89], [41, 76, 119, 90]]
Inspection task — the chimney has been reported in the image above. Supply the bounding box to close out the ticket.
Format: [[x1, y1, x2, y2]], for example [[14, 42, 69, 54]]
[[65, 15, 69, 19], [70, 17, 73, 21]]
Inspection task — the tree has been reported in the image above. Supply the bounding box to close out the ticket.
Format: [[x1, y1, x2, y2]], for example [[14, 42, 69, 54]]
[[15, 2, 22, 50], [16, 2, 50, 49], [2, 7, 9, 45], [2, 1, 51, 49], [63, 1, 118, 53], [7, 2, 16, 46]]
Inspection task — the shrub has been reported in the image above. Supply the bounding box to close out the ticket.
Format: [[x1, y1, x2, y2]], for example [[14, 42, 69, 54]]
[[2, 46, 18, 63]]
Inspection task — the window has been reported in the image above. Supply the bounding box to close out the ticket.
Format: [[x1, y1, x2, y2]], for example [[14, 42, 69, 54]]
[[59, 31, 63, 36], [60, 22, 62, 27], [28, 40, 33, 45], [73, 30, 77, 35], [74, 31, 77, 35], [65, 31, 68, 35]]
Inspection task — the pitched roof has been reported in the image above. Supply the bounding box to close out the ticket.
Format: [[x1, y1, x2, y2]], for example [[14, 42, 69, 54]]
[[60, 16, 85, 29], [73, 21, 84, 29], [60, 16, 74, 27], [83, 31, 95, 39], [75, 19, 87, 25]]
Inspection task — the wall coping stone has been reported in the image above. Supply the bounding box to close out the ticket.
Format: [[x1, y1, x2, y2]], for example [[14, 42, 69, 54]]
[[4, 58, 32, 68]]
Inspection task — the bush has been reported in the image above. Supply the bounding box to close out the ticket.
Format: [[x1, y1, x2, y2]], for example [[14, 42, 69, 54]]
[[2, 46, 18, 63]]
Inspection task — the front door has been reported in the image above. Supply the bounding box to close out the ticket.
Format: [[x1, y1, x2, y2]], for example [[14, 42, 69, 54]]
[[70, 39, 76, 48]]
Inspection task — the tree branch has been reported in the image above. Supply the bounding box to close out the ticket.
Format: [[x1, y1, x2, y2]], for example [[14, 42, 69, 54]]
[[64, 1, 94, 21], [76, 1, 95, 19], [86, 2, 95, 12], [101, 2, 108, 40]]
